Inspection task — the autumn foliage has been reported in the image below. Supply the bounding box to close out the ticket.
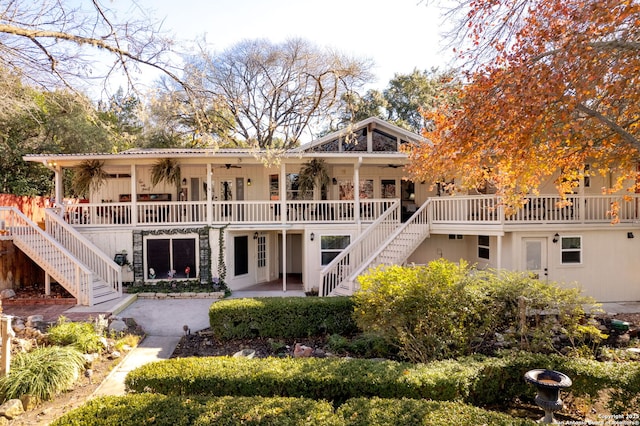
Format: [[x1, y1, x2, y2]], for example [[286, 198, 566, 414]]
[[408, 0, 640, 211]]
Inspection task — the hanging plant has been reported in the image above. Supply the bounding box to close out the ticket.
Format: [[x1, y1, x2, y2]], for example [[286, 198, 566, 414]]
[[151, 158, 181, 189], [298, 159, 330, 198], [72, 160, 109, 198]]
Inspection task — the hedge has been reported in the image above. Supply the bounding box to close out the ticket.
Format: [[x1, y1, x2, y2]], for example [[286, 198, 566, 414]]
[[126, 357, 481, 405], [126, 351, 640, 414], [208, 296, 358, 339], [337, 397, 536, 426], [51, 394, 533, 426]]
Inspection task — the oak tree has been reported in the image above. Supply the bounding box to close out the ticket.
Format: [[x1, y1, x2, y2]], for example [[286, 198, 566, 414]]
[[343, 68, 459, 133], [184, 38, 373, 150], [410, 0, 640, 212]]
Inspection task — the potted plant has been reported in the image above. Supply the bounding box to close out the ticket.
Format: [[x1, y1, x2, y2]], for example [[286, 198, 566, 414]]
[[72, 160, 109, 198], [151, 158, 181, 189], [298, 159, 330, 199]]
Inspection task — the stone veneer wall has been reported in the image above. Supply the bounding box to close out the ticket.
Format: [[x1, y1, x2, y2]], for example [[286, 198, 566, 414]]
[[132, 227, 213, 285]]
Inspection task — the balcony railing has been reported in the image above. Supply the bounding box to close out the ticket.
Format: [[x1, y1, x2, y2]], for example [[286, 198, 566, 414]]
[[60, 199, 397, 227], [429, 195, 640, 225]]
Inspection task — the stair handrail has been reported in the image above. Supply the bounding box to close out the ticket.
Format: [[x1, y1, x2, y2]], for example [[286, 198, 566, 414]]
[[1, 206, 94, 305], [348, 199, 432, 285], [319, 200, 400, 296], [44, 208, 122, 298]]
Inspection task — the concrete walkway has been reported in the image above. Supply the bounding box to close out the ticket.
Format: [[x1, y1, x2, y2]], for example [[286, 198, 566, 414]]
[[90, 290, 305, 397]]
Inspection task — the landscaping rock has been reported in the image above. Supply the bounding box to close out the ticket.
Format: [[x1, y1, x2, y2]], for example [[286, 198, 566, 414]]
[[11, 320, 24, 334], [293, 343, 313, 358], [0, 289, 15, 299], [25, 315, 43, 328], [108, 319, 127, 333], [233, 349, 256, 358], [19, 394, 37, 411], [0, 399, 24, 419]]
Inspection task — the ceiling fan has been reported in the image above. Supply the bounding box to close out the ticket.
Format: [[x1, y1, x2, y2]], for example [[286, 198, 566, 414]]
[[379, 164, 402, 168], [219, 163, 241, 169]]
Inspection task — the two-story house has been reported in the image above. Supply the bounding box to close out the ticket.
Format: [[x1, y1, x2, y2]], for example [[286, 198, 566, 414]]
[[2, 117, 638, 305]]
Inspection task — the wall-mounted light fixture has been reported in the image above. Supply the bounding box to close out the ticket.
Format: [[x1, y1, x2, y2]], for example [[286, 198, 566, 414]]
[[332, 178, 337, 185], [628, 232, 634, 239], [552, 233, 559, 243], [247, 178, 252, 186], [310, 232, 315, 241], [253, 232, 259, 240], [182, 178, 187, 186]]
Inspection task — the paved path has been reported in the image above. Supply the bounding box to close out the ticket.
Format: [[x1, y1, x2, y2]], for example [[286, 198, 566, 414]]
[[91, 290, 304, 397], [92, 297, 218, 397]]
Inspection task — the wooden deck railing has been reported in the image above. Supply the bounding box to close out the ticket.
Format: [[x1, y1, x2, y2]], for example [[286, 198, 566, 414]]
[[429, 195, 640, 225], [319, 200, 400, 296], [60, 199, 397, 227], [45, 209, 122, 300], [0, 207, 94, 305]]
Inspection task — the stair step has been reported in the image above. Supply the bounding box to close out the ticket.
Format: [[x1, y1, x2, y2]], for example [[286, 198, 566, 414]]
[[92, 291, 121, 305]]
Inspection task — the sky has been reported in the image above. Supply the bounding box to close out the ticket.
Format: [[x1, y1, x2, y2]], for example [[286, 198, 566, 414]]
[[112, 0, 454, 91]]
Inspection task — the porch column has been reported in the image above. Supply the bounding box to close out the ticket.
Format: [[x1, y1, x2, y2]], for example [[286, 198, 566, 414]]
[[279, 163, 286, 225], [54, 167, 63, 207], [206, 163, 213, 225], [44, 273, 51, 296], [354, 157, 362, 226], [282, 229, 287, 292], [280, 163, 287, 292], [130, 165, 138, 225], [496, 234, 502, 275]]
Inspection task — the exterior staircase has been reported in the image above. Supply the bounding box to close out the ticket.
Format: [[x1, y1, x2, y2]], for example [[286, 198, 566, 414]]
[[0, 207, 121, 306], [321, 200, 431, 296]]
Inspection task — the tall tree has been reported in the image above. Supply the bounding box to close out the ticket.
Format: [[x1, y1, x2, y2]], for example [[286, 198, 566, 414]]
[[341, 68, 458, 133], [411, 0, 640, 211], [185, 38, 373, 150], [0, 84, 113, 195], [0, 0, 183, 96]]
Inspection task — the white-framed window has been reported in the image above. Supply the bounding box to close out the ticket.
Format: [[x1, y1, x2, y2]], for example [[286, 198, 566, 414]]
[[145, 235, 198, 280], [320, 235, 351, 266], [561, 236, 582, 264], [478, 235, 490, 260], [257, 235, 266, 268]]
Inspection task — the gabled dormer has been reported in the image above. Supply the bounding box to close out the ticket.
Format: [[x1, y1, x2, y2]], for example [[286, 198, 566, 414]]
[[296, 117, 425, 154]]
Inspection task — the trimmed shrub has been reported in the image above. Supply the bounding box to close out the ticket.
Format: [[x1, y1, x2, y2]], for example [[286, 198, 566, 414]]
[[0, 346, 85, 402], [126, 356, 483, 404], [51, 394, 534, 426], [209, 296, 358, 339], [468, 351, 640, 414], [337, 397, 536, 426], [51, 394, 341, 426], [354, 260, 604, 362], [47, 317, 103, 354], [125, 352, 640, 415]]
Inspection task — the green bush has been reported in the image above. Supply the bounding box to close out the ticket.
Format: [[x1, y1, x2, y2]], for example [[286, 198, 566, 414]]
[[354, 260, 604, 362], [337, 397, 536, 426], [125, 352, 640, 415], [126, 356, 482, 404], [47, 317, 104, 354], [51, 394, 341, 426], [0, 346, 85, 402], [209, 296, 358, 339], [51, 394, 534, 426], [469, 350, 640, 414], [327, 333, 398, 359]]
